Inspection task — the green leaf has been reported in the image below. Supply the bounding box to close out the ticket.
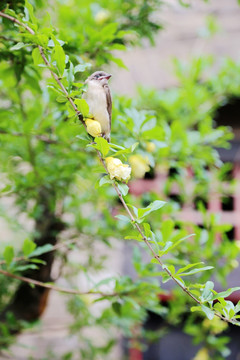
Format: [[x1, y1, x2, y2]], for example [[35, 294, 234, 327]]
[[22, 238, 37, 257], [32, 47, 44, 66], [25, 1, 38, 25], [91, 137, 110, 157], [3, 246, 14, 266], [201, 281, 214, 301], [143, 223, 151, 238], [67, 61, 74, 92], [176, 262, 204, 275], [56, 94, 67, 103], [117, 183, 129, 196], [211, 287, 240, 301], [191, 305, 215, 320], [74, 99, 89, 118], [10, 42, 29, 51], [111, 142, 139, 157], [137, 200, 166, 219], [112, 301, 122, 315], [74, 63, 92, 74], [99, 176, 113, 187], [159, 234, 195, 256], [201, 305, 215, 320], [15, 264, 39, 272], [179, 266, 214, 277], [52, 45, 66, 76], [29, 244, 53, 258], [115, 214, 130, 223]]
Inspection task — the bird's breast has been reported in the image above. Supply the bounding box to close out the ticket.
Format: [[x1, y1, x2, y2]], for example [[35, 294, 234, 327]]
[[83, 82, 110, 134]]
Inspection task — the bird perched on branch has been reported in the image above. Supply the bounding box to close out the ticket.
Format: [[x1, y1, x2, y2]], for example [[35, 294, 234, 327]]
[[83, 71, 112, 142]]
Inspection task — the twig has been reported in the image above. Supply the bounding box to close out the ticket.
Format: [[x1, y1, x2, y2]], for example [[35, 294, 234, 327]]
[[0, 268, 118, 298]]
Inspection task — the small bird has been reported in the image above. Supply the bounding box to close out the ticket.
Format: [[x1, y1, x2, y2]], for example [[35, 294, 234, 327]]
[[83, 71, 112, 142]]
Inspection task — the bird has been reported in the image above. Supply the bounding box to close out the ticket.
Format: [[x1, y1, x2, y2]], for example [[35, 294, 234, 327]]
[[83, 71, 112, 142]]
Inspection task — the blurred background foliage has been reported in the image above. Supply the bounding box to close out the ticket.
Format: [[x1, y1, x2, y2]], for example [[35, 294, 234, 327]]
[[0, 0, 240, 359]]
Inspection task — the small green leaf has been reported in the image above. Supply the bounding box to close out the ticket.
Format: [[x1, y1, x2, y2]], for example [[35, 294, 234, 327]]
[[191, 305, 215, 320], [180, 266, 214, 277], [22, 238, 37, 257], [99, 176, 112, 187], [32, 47, 44, 66], [201, 305, 215, 320], [177, 262, 204, 275], [74, 63, 92, 74], [115, 214, 130, 223], [15, 264, 39, 272], [112, 301, 122, 315], [52, 45, 66, 76], [56, 94, 67, 103], [3, 246, 14, 266], [117, 183, 129, 196], [159, 234, 195, 256], [25, 1, 38, 25], [143, 223, 151, 238], [137, 200, 166, 219], [29, 244, 53, 258], [211, 287, 240, 301], [74, 99, 89, 118], [92, 137, 110, 157], [10, 42, 29, 51]]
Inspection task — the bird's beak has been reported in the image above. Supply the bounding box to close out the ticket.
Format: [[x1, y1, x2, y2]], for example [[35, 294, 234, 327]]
[[99, 74, 112, 80]]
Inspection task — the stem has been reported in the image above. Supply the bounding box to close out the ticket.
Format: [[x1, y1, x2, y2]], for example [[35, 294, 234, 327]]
[[0, 10, 238, 326], [0, 269, 118, 298]]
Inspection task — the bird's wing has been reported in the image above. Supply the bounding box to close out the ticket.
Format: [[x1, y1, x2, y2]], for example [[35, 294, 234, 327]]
[[104, 84, 112, 130]]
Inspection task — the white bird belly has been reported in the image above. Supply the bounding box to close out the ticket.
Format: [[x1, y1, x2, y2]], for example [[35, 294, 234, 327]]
[[83, 82, 110, 135]]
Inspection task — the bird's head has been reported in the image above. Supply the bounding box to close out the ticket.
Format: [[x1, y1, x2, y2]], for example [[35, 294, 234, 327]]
[[85, 71, 112, 85]]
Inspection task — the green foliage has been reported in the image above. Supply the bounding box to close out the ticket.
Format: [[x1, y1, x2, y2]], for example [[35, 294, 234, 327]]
[[0, 0, 240, 359]]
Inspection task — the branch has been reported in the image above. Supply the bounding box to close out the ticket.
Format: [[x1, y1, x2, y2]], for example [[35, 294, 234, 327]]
[[0, 268, 118, 298], [0, 10, 238, 326]]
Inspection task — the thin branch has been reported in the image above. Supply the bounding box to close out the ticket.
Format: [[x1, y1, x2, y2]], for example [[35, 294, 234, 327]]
[[0, 268, 118, 298], [1, 10, 239, 326]]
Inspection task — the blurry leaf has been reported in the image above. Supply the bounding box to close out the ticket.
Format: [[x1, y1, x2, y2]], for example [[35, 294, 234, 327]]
[[32, 47, 44, 66], [74, 63, 92, 74], [52, 45, 66, 76], [90, 137, 110, 157], [10, 42, 29, 51], [3, 246, 14, 266], [22, 238, 37, 257], [29, 244, 53, 257], [201, 281, 214, 301], [143, 223, 151, 238], [117, 183, 129, 196], [177, 262, 204, 275], [74, 99, 89, 117], [25, 1, 38, 25], [115, 214, 130, 223], [179, 266, 214, 277], [112, 301, 122, 315], [211, 287, 240, 301], [201, 305, 215, 320], [138, 200, 166, 219], [15, 264, 39, 271], [99, 176, 113, 187]]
